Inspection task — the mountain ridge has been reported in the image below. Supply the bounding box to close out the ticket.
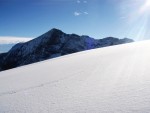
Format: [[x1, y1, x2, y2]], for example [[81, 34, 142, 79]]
[[0, 28, 133, 71]]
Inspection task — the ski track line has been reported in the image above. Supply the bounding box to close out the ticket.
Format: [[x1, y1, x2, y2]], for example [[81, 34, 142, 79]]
[[0, 70, 84, 97]]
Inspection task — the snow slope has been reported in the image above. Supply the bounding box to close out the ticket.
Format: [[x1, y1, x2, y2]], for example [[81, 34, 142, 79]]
[[0, 40, 150, 113]]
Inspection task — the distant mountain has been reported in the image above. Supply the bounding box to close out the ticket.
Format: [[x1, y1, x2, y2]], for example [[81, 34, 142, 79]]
[[0, 28, 133, 71]]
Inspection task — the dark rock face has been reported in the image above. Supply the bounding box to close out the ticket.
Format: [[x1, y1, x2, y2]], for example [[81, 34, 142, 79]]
[[0, 28, 133, 71]]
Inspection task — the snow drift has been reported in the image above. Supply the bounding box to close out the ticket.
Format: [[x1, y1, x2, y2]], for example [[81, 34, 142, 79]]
[[0, 40, 150, 113]]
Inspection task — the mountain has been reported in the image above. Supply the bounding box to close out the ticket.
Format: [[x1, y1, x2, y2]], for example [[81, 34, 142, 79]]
[[0, 28, 133, 71], [0, 40, 150, 113]]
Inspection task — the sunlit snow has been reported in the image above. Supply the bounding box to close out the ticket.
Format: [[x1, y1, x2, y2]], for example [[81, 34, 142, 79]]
[[0, 40, 150, 113]]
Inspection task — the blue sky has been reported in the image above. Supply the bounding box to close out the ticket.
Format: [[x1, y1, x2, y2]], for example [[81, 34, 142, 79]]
[[0, 0, 150, 40]]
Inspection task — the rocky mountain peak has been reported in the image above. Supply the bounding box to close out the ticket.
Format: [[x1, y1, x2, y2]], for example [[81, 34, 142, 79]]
[[0, 28, 134, 71]]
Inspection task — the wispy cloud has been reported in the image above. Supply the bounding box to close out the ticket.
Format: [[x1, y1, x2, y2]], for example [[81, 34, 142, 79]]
[[75, 0, 88, 16], [74, 11, 81, 16], [83, 0, 87, 3], [83, 12, 88, 15], [76, 0, 87, 4], [77, 0, 81, 3], [0, 36, 32, 44], [74, 11, 89, 16]]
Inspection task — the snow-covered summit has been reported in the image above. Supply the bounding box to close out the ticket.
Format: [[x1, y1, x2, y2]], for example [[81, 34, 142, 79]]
[[0, 40, 150, 113]]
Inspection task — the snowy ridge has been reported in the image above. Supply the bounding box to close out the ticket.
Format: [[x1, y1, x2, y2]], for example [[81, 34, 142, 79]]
[[0, 40, 150, 113], [0, 28, 133, 71]]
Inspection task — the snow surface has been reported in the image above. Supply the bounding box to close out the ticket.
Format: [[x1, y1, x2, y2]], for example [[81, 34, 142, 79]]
[[0, 40, 150, 113]]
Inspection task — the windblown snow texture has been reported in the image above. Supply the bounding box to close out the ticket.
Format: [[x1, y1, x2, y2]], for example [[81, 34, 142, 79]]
[[0, 40, 150, 113]]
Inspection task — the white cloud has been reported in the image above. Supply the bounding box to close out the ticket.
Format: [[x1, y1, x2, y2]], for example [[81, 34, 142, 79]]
[[76, 0, 87, 4], [73, 11, 88, 16], [0, 36, 32, 44], [77, 0, 80, 3], [84, 12, 88, 15], [74, 11, 81, 16]]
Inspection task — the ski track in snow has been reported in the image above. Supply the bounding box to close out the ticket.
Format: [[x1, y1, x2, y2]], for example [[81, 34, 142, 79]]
[[0, 70, 84, 97]]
